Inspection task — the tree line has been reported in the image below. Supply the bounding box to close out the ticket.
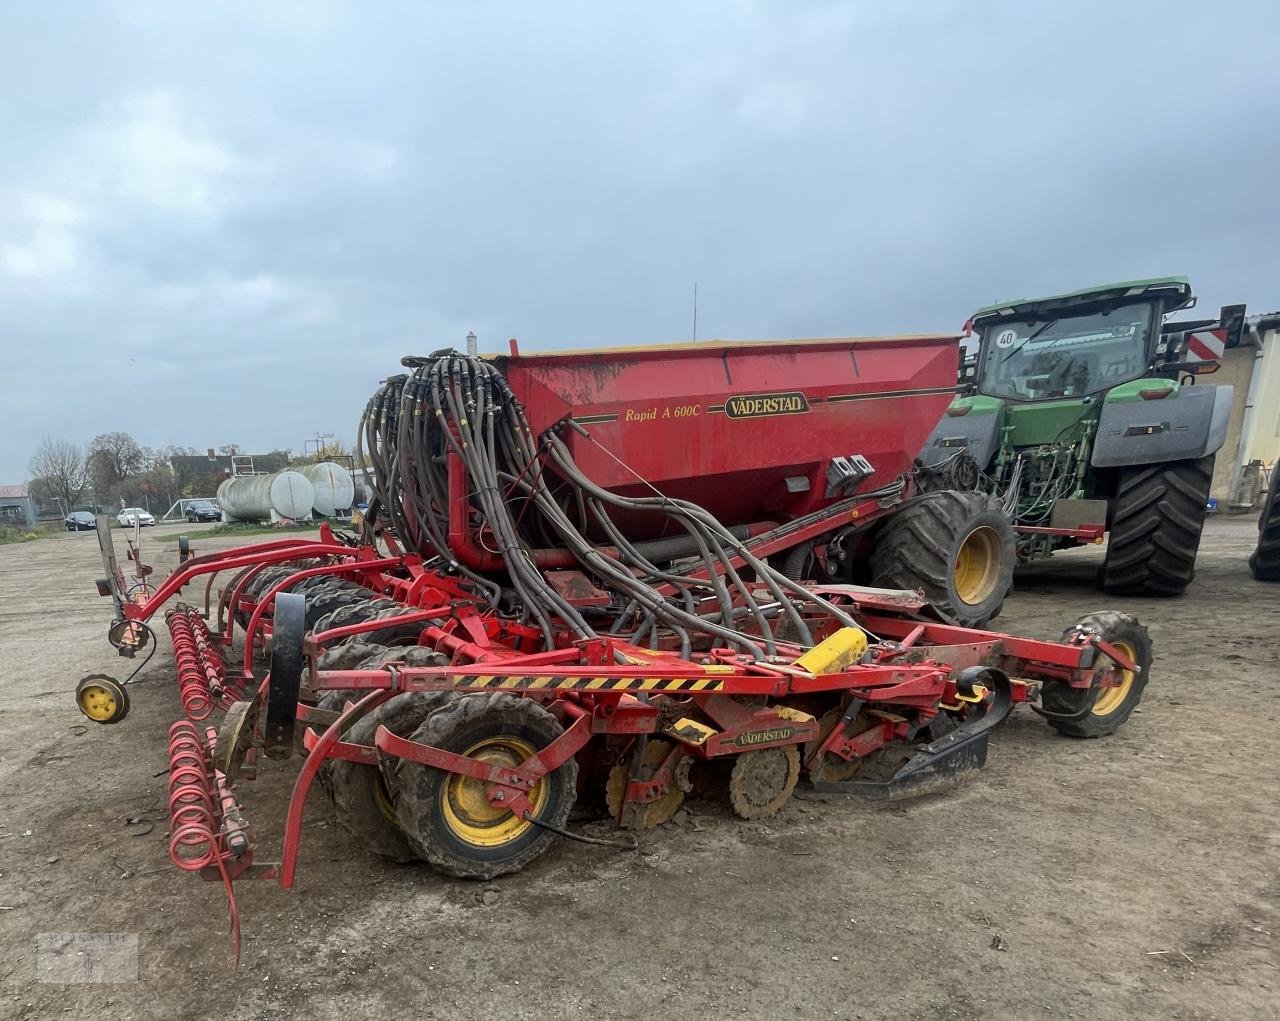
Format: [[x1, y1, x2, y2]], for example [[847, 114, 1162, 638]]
[[28, 434, 205, 515], [27, 434, 355, 517]]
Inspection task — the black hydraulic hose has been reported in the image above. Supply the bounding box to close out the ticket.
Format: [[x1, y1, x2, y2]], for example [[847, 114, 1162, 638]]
[[373, 351, 871, 658]]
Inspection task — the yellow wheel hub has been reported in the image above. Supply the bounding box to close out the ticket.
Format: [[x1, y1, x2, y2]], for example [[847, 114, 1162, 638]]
[[953, 526, 1002, 606], [441, 736, 546, 847], [76, 675, 129, 724], [1092, 641, 1136, 717]]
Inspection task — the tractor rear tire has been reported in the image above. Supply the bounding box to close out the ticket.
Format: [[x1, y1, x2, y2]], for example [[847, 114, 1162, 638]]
[[1249, 469, 1280, 582], [869, 491, 1015, 627], [1101, 456, 1213, 596], [1040, 611, 1151, 738], [393, 692, 577, 880]]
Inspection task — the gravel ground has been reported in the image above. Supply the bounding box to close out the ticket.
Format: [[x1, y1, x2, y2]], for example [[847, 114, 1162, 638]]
[[0, 517, 1276, 1020]]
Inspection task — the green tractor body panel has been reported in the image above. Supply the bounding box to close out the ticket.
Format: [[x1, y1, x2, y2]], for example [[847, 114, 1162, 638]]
[[999, 398, 1095, 448], [920, 278, 1245, 571]]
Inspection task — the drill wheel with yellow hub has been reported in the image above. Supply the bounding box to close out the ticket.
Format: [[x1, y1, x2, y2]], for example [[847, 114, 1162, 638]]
[[393, 692, 579, 880], [75, 674, 130, 724]]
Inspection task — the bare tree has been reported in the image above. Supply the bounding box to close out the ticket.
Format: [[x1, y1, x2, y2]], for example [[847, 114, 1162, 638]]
[[28, 436, 87, 512]]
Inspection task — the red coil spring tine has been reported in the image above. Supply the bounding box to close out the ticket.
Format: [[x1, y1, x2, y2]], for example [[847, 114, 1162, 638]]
[[183, 692, 214, 721], [169, 785, 214, 818], [172, 612, 216, 721], [171, 802, 215, 830], [168, 732, 201, 752], [168, 747, 204, 770], [169, 719, 201, 741], [169, 749, 204, 772], [169, 822, 217, 871], [168, 730, 201, 748], [168, 764, 209, 793]]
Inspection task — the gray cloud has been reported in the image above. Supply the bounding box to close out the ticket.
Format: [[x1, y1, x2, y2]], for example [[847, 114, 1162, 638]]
[[3, 1, 1278, 479]]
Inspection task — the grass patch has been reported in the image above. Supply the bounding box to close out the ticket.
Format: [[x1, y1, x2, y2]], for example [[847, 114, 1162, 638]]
[[0, 524, 52, 544]]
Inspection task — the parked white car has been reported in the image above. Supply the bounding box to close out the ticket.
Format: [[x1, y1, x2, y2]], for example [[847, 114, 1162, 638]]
[[117, 507, 156, 527]]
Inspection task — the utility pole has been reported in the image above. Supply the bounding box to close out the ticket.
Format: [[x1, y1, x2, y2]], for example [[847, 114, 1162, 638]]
[[305, 432, 335, 460], [692, 282, 698, 341]]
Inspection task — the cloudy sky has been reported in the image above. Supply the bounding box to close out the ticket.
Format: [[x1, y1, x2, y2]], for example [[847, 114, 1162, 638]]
[[3, 1, 1278, 482]]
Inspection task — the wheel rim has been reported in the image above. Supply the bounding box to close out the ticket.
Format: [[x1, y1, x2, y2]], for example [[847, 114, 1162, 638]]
[[1092, 641, 1136, 717], [79, 683, 120, 722], [372, 773, 399, 826], [441, 736, 547, 847], [953, 526, 1002, 606]]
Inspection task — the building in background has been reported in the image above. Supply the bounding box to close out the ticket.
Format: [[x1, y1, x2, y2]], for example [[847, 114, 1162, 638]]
[[1214, 312, 1280, 508], [0, 484, 38, 527]]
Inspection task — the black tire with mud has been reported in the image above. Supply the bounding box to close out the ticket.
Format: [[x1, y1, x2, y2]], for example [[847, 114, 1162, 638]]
[[394, 692, 577, 880], [1040, 611, 1152, 738], [869, 490, 1015, 627], [1101, 456, 1213, 596], [1249, 468, 1280, 582], [328, 691, 455, 862]]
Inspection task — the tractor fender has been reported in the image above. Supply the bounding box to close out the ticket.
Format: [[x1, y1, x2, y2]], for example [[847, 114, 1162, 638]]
[[918, 408, 1000, 468], [1091, 383, 1234, 468]]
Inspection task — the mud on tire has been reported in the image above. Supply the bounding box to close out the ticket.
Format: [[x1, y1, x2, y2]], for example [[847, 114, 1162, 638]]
[[393, 692, 577, 880], [328, 689, 454, 863], [869, 490, 1015, 627], [1040, 611, 1152, 739]]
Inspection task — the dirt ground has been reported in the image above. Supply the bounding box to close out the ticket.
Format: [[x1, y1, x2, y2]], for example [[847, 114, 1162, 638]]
[[1, 518, 1276, 1020]]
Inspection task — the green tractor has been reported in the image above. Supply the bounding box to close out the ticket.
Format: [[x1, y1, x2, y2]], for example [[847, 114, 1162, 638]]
[[920, 277, 1245, 596]]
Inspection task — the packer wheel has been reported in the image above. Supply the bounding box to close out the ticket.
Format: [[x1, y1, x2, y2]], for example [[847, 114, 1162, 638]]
[[729, 745, 799, 819], [605, 738, 686, 829], [327, 692, 455, 863], [393, 693, 577, 879], [1040, 611, 1152, 738]]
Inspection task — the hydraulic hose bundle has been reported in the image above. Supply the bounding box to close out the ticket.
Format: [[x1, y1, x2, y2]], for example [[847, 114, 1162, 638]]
[[358, 352, 866, 659]]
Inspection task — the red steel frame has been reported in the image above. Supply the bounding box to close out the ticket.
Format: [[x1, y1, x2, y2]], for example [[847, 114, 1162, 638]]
[[90, 476, 1135, 956]]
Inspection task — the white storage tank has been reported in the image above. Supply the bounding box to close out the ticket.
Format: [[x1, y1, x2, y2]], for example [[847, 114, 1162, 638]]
[[299, 462, 357, 517], [217, 471, 315, 523]]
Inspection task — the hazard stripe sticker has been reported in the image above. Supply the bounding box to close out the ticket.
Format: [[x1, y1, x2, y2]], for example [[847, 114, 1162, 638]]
[[443, 675, 728, 692]]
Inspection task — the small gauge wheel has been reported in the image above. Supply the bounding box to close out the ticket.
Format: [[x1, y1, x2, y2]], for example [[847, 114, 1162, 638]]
[[76, 674, 130, 724]]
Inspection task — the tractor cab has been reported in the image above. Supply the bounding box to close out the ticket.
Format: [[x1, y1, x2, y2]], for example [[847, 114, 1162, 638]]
[[969, 277, 1195, 403]]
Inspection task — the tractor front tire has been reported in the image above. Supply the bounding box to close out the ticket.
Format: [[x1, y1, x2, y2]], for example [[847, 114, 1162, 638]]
[[1101, 456, 1213, 596], [1249, 468, 1280, 582], [869, 491, 1015, 627], [394, 692, 577, 880]]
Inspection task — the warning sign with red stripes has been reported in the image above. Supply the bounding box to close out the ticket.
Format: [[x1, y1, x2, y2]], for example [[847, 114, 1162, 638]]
[[1186, 329, 1226, 363]]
